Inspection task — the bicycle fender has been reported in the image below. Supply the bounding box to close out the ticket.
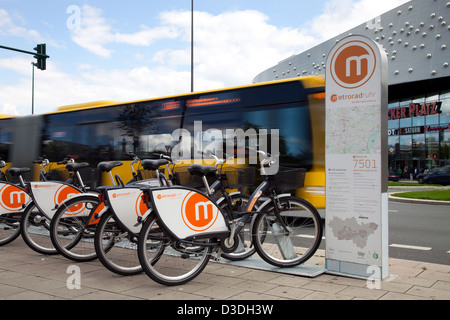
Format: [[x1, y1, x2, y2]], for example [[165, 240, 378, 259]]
[[215, 191, 241, 205], [53, 192, 99, 211], [256, 193, 291, 212]]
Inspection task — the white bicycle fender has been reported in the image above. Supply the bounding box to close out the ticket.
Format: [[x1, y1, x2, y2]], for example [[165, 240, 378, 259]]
[[54, 192, 99, 211]]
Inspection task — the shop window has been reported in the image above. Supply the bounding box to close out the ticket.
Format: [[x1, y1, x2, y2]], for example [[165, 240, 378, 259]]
[[439, 90, 450, 125], [412, 134, 426, 158], [426, 132, 439, 160], [440, 131, 450, 160], [425, 93, 440, 125], [399, 135, 411, 158]]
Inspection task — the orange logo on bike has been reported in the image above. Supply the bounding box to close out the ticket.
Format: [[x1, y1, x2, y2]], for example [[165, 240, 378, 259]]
[[0, 184, 28, 211], [181, 191, 219, 232], [55, 185, 82, 215], [135, 191, 147, 217]]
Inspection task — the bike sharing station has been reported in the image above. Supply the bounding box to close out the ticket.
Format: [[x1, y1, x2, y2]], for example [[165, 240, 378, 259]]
[[325, 35, 389, 280], [223, 35, 390, 280]]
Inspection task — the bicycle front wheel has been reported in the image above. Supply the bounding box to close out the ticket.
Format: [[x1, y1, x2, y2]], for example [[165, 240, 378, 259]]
[[0, 213, 21, 246], [252, 196, 323, 268], [20, 203, 57, 255], [137, 213, 212, 286], [94, 211, 142, 276], [50, 195, 101, 262]]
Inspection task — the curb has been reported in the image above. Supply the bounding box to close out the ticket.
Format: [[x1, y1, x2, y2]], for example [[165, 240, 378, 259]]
[[388, 194, 450, 206]]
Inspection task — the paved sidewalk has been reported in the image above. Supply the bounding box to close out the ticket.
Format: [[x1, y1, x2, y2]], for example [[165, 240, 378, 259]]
[[0, 238, 449, 301]]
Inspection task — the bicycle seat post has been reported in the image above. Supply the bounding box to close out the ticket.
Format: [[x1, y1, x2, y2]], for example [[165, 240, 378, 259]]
[[75, 170, 86, 190]]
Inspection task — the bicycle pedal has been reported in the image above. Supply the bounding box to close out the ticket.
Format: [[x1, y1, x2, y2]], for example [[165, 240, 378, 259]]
[[211, 248, 222, 262]]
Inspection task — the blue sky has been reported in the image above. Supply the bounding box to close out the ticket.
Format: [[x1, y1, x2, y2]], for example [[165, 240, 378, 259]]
[[1, 0, 408, 115]]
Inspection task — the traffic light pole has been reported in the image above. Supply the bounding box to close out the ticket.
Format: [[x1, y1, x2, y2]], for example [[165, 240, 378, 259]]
[[0, 44, 49, 70], [1, 44, 49, 114]]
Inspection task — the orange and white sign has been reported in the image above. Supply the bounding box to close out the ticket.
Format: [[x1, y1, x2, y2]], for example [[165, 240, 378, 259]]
[[152, 187, 228, 239], [325, 35, 389, 280], [107, 187, 148, 234], [29, 182, 83, 219], [0, 183, 30, 213], [329, 40, 377, 89]]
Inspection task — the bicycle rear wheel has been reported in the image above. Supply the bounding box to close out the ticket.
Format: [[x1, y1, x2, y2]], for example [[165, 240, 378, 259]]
[[94, 211, 142, 276], [252, 196, 323, 268], [50, 195, 101, 262], [137, 213, 212, 286], [0, 213, 21, 246], [20, 203, 57, 255]]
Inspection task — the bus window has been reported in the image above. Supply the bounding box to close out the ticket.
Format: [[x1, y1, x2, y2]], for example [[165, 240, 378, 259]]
[[42, 101, 183, 164], [0, 118, 13, 161], [243, 102, 313, 169]]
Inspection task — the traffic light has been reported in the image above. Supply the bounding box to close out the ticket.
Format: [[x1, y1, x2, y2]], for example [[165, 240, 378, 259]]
[[34, 44, 47, 70]]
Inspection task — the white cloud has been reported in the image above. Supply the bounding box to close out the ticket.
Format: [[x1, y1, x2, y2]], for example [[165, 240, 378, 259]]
[[1, 0, 411, 115], [0, 9, 43, 41], [70, 5, 179, 58]]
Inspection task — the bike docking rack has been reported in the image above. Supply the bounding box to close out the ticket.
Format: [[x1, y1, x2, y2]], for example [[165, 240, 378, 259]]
[[136, 152, 325, 286], [1, 151, 326, 287], [215, 166, 325, 278]]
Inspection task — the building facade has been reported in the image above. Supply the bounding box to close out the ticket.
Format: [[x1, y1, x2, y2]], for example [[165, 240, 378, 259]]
[[253, 0, 449, 175]]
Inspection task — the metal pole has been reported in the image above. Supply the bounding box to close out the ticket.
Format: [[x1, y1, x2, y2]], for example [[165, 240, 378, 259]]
[[31, 62, 35, 115], [191, 0, 194, 92]]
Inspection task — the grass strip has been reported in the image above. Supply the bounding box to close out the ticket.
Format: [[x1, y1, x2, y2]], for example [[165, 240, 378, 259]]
[[391, 189, 450, 201]]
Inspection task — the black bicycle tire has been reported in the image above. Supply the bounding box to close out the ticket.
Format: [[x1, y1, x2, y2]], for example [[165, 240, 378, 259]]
[[94, 211, 142, 276], [0, 213, 22, 246], [252, 196, 323, 268], [20, 202, 58, 255], [50, 195, 100, 262], [137, 212, 212, 286]]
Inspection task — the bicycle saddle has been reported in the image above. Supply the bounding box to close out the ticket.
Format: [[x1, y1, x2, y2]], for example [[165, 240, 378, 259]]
[[141, 159, 168, 171], [65, 162, 90, 172], [97, 161, 123, 172], [8, 167, 31, 176], [188, 164, 217, 176]]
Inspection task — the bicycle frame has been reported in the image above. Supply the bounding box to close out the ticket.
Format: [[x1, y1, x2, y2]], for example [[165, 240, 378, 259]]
[[139, 149, 292, 253], [25, 159, 93, 220]]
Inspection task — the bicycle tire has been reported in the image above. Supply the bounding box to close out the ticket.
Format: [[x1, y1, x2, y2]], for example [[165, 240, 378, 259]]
[[137, 212, 211, 286], [94, 211, 142, 276], [0, 213, 21, 246], [252, 196, 323, 268], [218, 194, 256, 261], [50, 195, 101, 262], [20, 202, 58, 255]]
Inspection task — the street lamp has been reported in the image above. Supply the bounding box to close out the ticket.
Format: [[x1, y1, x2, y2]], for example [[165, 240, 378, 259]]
[[191, 0, 194, 92]]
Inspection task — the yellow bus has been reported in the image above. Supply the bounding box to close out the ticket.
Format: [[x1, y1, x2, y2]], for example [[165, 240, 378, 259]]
[[2, 77, 325, 208]]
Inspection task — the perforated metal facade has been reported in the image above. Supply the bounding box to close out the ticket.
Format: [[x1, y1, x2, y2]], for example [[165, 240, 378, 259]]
[[253, 0, 450, 173]]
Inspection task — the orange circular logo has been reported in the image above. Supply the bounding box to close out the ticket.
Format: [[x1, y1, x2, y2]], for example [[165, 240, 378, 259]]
[[55, 185, 82, 215], [330, 40, 376, 89], [135, 191, 147, 217], [181, 191, 219, 232], [0, 184, 27, 211]]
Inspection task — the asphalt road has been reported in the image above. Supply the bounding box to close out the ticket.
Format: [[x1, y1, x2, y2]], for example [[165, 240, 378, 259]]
[[388, 200, 450, 266]]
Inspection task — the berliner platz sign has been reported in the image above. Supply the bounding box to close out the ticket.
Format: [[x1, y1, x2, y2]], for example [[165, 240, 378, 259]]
[[325, 35, 389, 280]]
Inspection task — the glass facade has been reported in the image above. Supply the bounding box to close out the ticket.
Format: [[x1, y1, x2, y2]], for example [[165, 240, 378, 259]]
[[388, 89, 450, 178]]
